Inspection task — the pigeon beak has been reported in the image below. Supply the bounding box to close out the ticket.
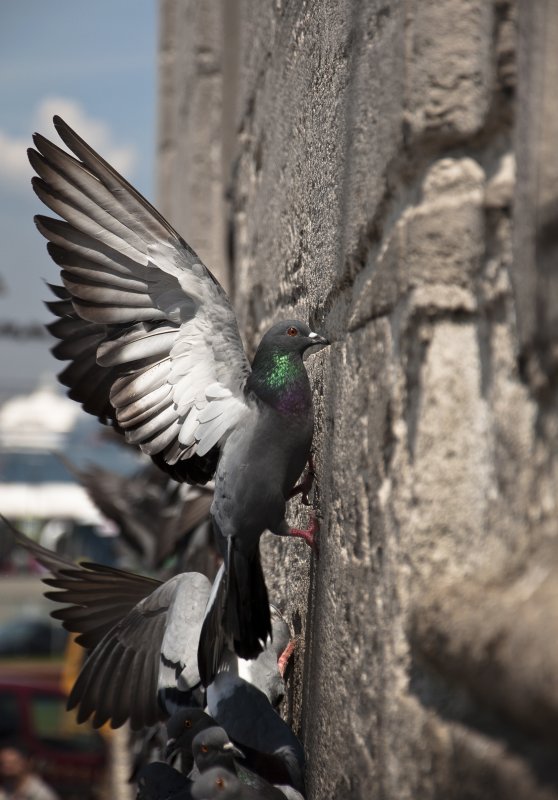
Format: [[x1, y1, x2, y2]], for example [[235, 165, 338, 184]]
[[222, 742, 245, 759], [165, 738, 177, 759], [308, 332, 330, 347]]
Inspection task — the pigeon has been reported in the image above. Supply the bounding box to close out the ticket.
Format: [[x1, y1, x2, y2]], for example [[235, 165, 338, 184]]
[[129, 724, 168, 783], [191, 727, 244, 776], [3, 520, 295, 733], [2, 518, 209, 729], [65, 457, 214, 570], [28, 116, 329, 684], [165, 605, 292, 777], [165, 708, 217, 775], [192, 728, 296, 800], [191, 767, 270, 800], [136, 762, 193, 800], [207, 679, 305, 797]]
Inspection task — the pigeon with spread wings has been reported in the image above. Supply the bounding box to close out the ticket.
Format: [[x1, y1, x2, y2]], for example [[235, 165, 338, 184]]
[[28, 117, 329, 685]]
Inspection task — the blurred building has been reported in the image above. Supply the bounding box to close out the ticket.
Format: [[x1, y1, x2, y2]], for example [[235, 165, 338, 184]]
[[0, 378, 140, 564]]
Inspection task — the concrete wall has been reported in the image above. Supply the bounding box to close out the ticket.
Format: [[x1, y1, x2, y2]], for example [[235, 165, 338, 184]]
[[157, 1, 558, 798]]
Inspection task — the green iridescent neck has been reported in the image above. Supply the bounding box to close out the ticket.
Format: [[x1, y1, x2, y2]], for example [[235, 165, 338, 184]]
[[264, 352, 301, 390], [248, 348, 311, 414]]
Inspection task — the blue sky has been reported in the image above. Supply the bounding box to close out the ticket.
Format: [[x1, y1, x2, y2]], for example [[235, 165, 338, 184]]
[[0, 0, 157, 399]]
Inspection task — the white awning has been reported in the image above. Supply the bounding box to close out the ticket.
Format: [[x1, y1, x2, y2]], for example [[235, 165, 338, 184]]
[[0, 483, 103, 524]]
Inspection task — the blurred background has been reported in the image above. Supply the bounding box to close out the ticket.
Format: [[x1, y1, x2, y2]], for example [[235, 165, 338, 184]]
[[0, 3, 157, 798]]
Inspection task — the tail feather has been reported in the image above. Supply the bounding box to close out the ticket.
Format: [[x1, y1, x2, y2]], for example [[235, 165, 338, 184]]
[[226, 543, 271, 659], [197, 542, 271, 686]]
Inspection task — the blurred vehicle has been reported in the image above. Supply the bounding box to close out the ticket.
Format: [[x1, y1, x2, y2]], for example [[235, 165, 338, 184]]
[[0, 614, 67, 658], [0, 382, 140, 549], [0, 673, 108, 800]]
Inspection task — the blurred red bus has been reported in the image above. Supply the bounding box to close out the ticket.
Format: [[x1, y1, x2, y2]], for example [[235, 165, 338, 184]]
[[0, 669, 108, 800]]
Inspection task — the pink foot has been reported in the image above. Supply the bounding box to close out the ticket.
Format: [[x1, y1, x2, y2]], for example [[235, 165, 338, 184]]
[[288, 456, 315, 506], [278, 640, 296, 677], [288, 513, 319, 554]]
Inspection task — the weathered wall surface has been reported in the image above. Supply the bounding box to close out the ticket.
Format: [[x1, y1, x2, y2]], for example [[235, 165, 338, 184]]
[[158, 1, 558, 798]]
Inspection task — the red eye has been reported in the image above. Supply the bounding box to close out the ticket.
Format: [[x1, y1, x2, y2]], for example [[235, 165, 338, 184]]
[[216, 777, 225, 789], [201, 744, 209, 753], [287, 326, 298, 336]]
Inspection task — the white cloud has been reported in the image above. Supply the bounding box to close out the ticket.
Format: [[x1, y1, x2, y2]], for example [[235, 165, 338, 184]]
[[35, 97, 137, 175], [0, 130, 31, 183], [0, 97, 137, 187]]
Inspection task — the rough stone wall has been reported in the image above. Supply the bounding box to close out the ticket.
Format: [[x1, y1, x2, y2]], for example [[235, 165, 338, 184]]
[[157, 2, 558, 798], [158, 0, 229, 288]]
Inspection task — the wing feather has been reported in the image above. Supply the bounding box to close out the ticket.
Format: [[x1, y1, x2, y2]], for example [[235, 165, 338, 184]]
[[5, 522, 210, 730], [116, 385, 173, 426], [30, 116, 252, 484]]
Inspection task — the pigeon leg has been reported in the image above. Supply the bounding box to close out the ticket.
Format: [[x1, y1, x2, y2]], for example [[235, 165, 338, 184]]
[[272, 513, 320, 554], [287, 513, 319, 553], [288, 455, 315, 506]]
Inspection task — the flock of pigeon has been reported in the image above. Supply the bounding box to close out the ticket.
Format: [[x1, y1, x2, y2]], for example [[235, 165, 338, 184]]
[[6, 115, 331, 799]]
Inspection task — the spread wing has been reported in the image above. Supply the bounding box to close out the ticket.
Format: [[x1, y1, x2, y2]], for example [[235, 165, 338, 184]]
[[4, 519, 210, 730], [29, 116, 251, 484], [2, 516, 161, 649], [68, 573, 210, 730]]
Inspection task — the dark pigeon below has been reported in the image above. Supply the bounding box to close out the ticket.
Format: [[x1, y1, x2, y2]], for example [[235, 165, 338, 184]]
[[3, 519, 209, 729], [166, 708, 217, 776], [191, 767, 269, 800], [136, 762, 193, 800], [28, 117, 329, 684], [207, 680, 305, 798], [165, 605, 293, 778], [204, 607, 302, 796], [129, 724, 168, 783], [192, 727, 296, 800]]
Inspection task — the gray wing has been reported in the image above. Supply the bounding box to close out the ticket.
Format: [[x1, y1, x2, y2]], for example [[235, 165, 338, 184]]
[[68, 571, 210, 730], [4, 518, 161, 648], [159, 573, 213, 696], [29, 116, 251, 480], [46, 282, 116, 421], [4, 519, 209, 730], [68, 576, 184, 730], [47, 284, 219, 485]]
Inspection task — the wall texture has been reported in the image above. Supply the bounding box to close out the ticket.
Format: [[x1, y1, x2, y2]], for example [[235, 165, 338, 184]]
[[157, 1, 558, 798]]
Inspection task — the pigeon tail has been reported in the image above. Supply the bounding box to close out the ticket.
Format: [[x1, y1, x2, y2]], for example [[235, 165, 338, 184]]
[[226, 543, 272, 660], [198, 542, 271, 686]]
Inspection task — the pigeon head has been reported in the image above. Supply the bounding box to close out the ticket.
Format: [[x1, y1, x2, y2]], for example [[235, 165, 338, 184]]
[[193, 726, 244, 773], [191, 767, 241, 799], [248, 321, 328, 412], [165, 707, 215, 759], [256, 320, 329, 357]]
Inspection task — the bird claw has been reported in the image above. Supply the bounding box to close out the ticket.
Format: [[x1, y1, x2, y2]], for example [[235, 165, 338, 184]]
[[288, 513, 319, 555], [277, 639, 296, 678]]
